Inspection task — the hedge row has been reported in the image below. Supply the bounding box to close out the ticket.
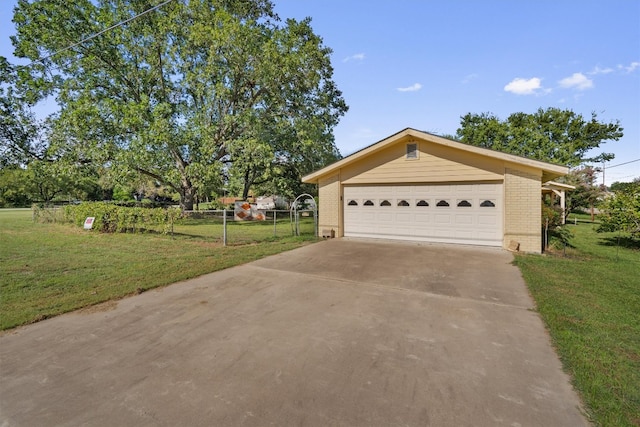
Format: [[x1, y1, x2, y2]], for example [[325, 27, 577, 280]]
[[61, 202, 182, 234]]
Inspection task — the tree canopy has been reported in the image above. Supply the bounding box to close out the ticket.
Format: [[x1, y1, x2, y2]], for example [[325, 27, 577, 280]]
[[598, 183, 640, 239], [562, 166, 607, 221], [455, 108, 623, 167], [0, 56, 47, 168], [610, 179, 640, 194], [9, 0, 347, 209], [1, 56, 104, 204]]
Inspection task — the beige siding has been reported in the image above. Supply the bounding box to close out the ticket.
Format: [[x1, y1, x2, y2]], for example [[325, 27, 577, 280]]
[[318, 173, 341, 237], [503, 167, 542, 253], [313, 133, 553, 252], [341, 141, 504, 184]]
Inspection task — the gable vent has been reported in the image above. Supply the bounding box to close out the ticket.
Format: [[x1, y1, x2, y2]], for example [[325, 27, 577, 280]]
[[406, 143, 418, 159]]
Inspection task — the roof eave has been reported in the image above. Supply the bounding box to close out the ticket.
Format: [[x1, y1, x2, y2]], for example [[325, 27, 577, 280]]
[[543, 181, 576, 190]]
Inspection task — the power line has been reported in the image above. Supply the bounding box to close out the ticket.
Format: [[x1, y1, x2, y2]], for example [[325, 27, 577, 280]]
[[36, 0, 174, 63], [610, 173, 639, 181], [607, 158, 640, 169]]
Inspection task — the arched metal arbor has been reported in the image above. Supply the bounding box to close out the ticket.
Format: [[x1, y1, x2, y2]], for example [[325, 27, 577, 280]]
[[290, 193, 317, 237]]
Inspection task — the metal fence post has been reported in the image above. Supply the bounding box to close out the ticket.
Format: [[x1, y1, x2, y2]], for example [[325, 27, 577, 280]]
[[223, 209, 227, 246], [273, 210, 277, 236]]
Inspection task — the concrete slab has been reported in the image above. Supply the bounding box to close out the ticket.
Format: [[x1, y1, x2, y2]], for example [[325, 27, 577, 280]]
[[252, 238, 533, 307], [0, 239, 589, 426]]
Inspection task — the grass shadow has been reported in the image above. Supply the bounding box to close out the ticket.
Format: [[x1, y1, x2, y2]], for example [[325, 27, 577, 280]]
[[597, 235, 640, 250]]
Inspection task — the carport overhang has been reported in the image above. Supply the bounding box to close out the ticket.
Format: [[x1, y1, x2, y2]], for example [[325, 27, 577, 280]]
[[542, 181, 576, 224]]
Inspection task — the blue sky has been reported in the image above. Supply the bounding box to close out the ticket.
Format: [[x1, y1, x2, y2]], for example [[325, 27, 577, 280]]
[[1, 0, 639, 183], [273, 0, 640, 184]]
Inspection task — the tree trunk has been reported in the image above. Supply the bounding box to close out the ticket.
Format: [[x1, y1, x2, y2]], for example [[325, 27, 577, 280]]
[[180, 185, 195, 211], [242, 169, 252, 200]]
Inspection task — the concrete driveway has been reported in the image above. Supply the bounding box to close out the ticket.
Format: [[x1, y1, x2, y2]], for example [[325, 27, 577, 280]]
[[0, 239, 588, 426]]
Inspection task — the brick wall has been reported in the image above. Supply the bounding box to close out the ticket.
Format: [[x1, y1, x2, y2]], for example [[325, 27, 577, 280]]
[[318, 173, 341, 236], [504, 168, 542, 253]]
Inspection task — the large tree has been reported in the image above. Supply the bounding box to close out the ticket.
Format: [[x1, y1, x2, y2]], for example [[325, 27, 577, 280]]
[[11, 0, 347, 210], [0, 56, 50, 168], [456, 108, 623, 167], [2, 56, 103, 204]]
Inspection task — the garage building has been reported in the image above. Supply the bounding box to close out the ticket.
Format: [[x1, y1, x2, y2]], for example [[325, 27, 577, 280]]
[[302, 128, 569, 253]]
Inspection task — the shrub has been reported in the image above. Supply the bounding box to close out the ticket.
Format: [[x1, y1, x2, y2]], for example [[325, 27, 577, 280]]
[[597, 186, 640, 238], [32, 204, 64, 223], [549, 225, 574, 252], [542, 201, 563, 228], [62, 202, 181, 234]]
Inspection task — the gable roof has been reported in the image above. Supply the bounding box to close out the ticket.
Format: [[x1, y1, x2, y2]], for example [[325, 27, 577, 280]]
[[302, 127, 569, 183]]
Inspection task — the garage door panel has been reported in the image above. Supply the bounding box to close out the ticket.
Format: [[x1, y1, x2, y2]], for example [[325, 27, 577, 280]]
[[477, 230, 499, 240], [432, 185, 451, 194], [478, 215, 498, 225], [344, 184, 503, 246], [433, 229, 452, 238], [454, 214, 474, 225], [434, 214, 452, 224], [414, 214, 431, 223], [361, 212, 376, 221], [455, 230, 474, 239], [457, 186, 474, 194], [395, 186, 412, 195]]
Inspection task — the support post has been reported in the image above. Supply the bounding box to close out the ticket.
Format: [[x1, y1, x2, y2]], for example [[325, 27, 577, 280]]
[[223, 209, 227, 246]]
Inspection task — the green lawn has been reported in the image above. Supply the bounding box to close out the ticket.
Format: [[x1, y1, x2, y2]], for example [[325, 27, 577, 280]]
[[2, 209, 638, 425], [173, 210, 315, 244], [514, 220, 639, 427], [0, 209, 316, 330]]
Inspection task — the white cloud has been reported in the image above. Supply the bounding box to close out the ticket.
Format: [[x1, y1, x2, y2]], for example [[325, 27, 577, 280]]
[[343, 53, 365, 62], [618, 61, 640, 73], [503, 77, 544, 95], [589, 65, 614, 75], [461, 73, 479, 84], [558, 72, 593, 90], [397, 83, 422, 92]]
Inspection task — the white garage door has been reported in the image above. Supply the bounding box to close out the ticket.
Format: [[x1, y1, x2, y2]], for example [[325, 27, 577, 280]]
[[343, 184, 503, 246]]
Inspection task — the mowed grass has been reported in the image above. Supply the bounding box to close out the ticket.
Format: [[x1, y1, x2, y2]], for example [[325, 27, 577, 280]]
[[514, 220, 639, 427], [172, 211, 314, 244], [0, 209, 316, 330]]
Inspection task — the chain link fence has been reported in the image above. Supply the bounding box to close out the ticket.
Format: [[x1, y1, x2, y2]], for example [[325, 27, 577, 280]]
[[31, 205, 318, 245], [178, 209, 317, 245]]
